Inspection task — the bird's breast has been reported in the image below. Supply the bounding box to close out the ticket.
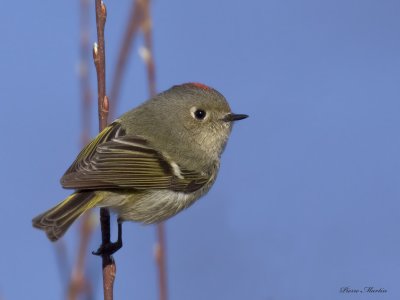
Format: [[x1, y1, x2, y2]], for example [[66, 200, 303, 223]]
[[103, 182, 215, 224]]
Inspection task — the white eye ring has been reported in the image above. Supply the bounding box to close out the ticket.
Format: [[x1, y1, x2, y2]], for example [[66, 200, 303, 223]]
[[190, 107, 207, 120]]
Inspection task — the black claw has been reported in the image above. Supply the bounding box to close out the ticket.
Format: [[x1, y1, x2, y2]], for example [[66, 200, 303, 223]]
[[92, 220, 123, 256]]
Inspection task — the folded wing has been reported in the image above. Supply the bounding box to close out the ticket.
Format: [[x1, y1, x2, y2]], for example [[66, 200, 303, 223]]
[[61, 121, 210, 193]]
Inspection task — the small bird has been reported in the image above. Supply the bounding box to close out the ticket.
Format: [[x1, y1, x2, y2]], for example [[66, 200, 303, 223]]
[[32, 83, 248, 251]]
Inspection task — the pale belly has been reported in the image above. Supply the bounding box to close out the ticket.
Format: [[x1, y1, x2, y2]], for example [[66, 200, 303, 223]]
[[99, 187, 208, 224]]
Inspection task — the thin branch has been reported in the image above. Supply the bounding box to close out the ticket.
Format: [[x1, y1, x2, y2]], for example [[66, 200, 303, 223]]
[[139, 1, 168, 299], [154, 223, 167, 300], [140, 0, 156, 97], [109, 0, 145, 118], [93, 1, 115, 300], [94, 0, 109, 131], [97, 207, 115, 300]]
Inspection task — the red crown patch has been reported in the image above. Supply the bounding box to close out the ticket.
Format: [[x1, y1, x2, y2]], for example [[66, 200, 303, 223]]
[[185, 82, 212, 91]]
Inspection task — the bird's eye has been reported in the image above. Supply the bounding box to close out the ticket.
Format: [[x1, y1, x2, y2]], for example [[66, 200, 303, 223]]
[[193, 109, 206, 120]]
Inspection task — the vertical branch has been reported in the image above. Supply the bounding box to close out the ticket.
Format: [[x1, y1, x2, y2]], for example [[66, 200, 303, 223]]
[[67, 1, 95, 298], [93, 1, 115, 300], [140, 1, 156, 97], [94, 0, 109, 131], [109, 0, 144, 119], [140, 2, 168, 299], [97, 208, 115, 300], [154, 224, 167, 300]]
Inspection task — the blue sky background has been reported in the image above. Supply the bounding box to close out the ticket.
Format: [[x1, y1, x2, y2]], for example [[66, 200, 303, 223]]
[[1, 0, 400, 299]]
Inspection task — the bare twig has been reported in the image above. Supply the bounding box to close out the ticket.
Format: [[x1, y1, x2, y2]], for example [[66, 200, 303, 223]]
[[94, 0, 108, 131], [67, 1, 95, 298], [93, 1, 115, 299], [139, 2, 168, 299], [154, 223, 167, 300], [140, 0, 156, 97], [109, 0, 145, 118], [98, 207, 116, 300]]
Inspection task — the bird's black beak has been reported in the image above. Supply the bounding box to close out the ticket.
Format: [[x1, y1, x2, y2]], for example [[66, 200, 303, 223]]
[[223, 113, 249, 122]]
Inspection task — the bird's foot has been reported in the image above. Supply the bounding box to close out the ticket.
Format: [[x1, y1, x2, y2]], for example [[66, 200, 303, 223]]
[[92, 220, 123, 256]]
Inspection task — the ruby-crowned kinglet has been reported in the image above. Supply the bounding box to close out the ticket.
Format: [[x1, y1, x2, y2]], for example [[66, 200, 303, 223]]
[[32, 83, 248, 242]]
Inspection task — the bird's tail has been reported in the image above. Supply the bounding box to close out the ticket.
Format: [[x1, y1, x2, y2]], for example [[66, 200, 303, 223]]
[[32, 191, 101, 241]]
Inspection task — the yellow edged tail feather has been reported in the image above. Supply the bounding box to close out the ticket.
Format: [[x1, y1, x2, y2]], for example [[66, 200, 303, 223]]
[[32, 191, 101, 241]]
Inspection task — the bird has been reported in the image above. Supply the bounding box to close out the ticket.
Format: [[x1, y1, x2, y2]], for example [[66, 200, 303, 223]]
[[32, 82, 248, 253]]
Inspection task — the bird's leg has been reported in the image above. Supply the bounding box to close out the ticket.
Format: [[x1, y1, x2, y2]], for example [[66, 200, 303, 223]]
[[92, 218, 123, 256]]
